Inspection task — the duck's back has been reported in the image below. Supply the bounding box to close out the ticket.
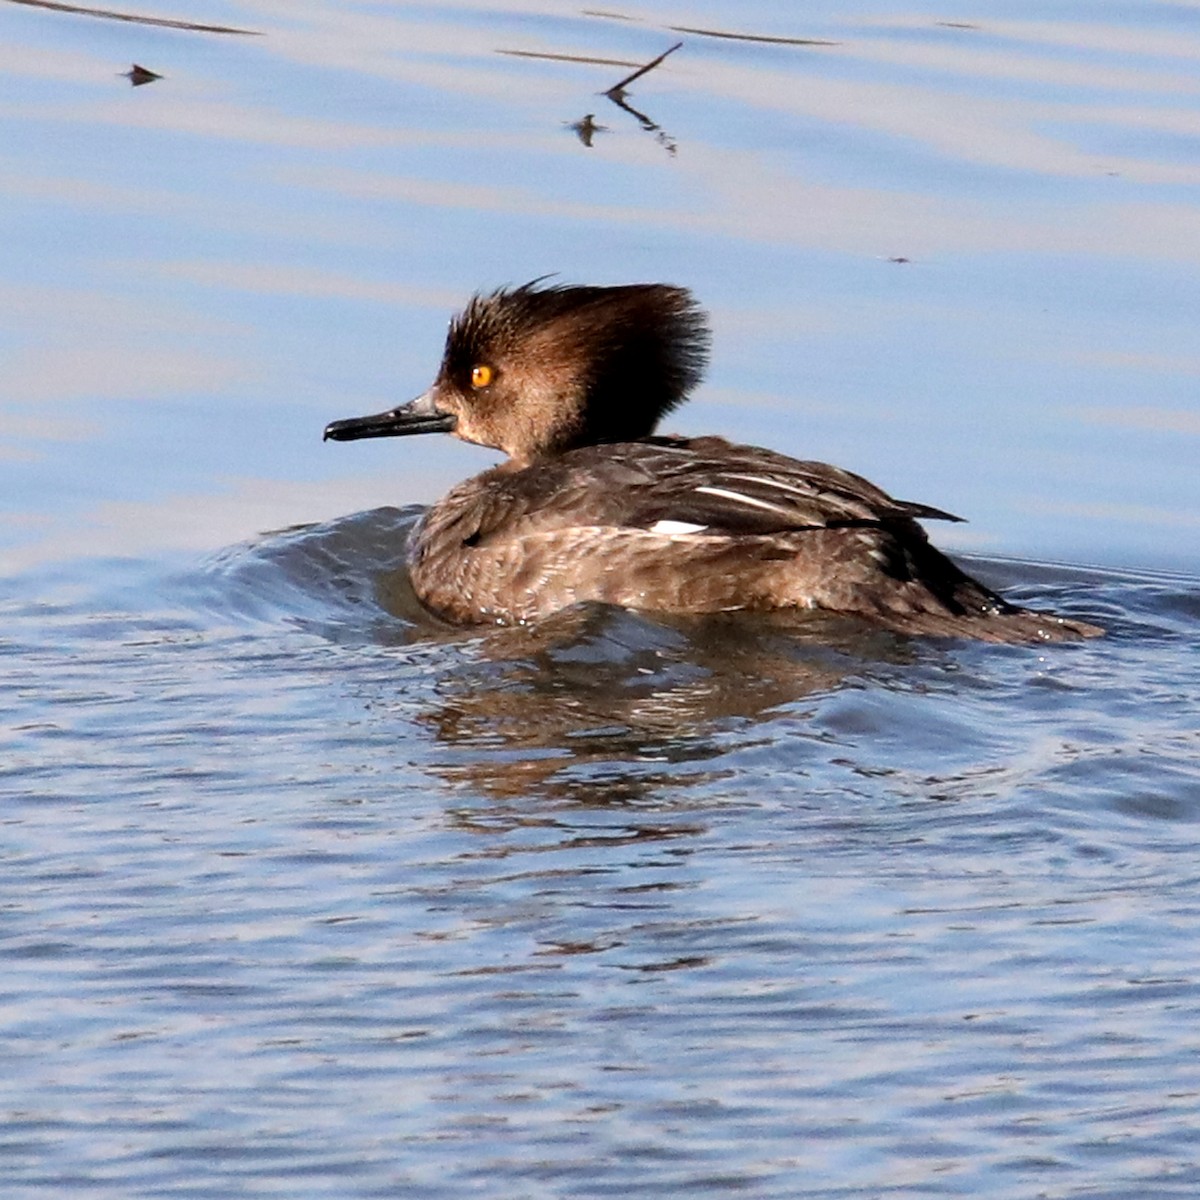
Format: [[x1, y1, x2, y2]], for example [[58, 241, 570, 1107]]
[[407, 436, 1101, 642]]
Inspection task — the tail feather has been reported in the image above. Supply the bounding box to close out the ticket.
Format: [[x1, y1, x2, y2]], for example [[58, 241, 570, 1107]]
[[849, 527, 1105, 643], [865, 605, 1104, 643]]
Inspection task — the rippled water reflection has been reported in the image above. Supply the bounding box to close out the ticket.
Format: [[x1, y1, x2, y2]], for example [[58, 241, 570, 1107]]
[[5, 511, 1200, 1196], [3, 0, 1199, 1195]]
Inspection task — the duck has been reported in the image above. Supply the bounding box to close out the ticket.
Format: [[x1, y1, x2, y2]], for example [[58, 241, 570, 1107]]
[[324, 280, 1101, 642]]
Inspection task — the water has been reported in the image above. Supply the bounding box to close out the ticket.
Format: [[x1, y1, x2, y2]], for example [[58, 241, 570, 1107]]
[[3, 1, 1200, 1196]]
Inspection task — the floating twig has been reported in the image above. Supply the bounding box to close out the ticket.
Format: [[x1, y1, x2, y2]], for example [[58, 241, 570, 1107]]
[[603, 40, 682, 100], [4, 0, 259, 35], [567, 113, 607, 148], [498, 49, 639, 70], [667, 26, 837, 47], [122, 63, 162, 86]]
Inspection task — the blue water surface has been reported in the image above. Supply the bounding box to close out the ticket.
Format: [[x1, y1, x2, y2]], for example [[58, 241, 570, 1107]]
[[2, 1, 1199, 1196]]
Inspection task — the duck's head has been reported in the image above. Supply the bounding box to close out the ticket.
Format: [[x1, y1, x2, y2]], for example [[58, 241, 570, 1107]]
[[324, 280, 710, 466]]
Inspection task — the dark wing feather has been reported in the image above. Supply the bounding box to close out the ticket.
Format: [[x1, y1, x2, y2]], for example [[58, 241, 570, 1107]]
[[609, 437, 962, 534], [452, 436, 962, 546]]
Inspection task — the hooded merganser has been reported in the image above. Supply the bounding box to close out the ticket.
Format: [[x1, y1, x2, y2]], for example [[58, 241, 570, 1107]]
[[325, 281, 1102, 642]]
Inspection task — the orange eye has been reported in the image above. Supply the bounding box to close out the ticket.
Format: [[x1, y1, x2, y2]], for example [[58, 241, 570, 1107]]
[[470, 364, 493, 389]]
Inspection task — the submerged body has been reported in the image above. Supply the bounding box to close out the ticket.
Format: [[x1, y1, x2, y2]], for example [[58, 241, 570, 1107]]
[[326, 281, 1101, 642]]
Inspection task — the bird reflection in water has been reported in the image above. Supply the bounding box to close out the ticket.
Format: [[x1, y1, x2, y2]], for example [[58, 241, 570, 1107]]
[[376, 559, 915, 811]]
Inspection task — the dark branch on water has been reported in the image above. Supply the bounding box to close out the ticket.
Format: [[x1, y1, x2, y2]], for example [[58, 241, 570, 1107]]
[[603, 40, 682, 100], [123, 63, 163, 86], [4, 0, 260, 35]]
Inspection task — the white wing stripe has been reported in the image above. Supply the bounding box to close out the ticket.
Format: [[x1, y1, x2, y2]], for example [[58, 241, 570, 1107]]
[[694, 484, 793, 516], [648, 519, 709, 535], [718, 472, 817, 500]]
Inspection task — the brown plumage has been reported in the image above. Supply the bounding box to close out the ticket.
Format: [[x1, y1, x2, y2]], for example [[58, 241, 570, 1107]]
[[325, 280, 1102, 643]]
